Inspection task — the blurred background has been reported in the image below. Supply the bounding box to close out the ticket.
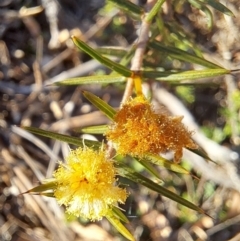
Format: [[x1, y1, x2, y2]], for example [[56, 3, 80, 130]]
[[1, 0, 240, 240]]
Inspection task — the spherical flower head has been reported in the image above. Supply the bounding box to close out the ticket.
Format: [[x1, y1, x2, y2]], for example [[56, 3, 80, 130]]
[[53, 147, 127, 221], [106, 95, 197, 162]]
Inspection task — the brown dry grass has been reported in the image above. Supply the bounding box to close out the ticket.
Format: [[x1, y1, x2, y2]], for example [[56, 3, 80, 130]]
[[1, 1, 240, 241]]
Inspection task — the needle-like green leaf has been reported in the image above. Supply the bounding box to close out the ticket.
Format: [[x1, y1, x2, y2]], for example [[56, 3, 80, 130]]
[[135, 158, 163, 180], [82, 90, 117, 120], [112, 207, 130, 223], [22, 179, 57, 194], [107, 0, 144, 16], [80, 125, 108, 134], [54, 75, 126, 86], [22, 126, 101, 149], [188, 147, 216, 164], [97, 47, 128, 57], [145, 154, 190, 175], [149, 41, 222, 69], [145, 0, 165, 23], [205, 0, 233, 16], [142, 68, 230, 81], [118, 163, 207, 215], [106, 211, 134, 241], [72, 36, 132, 77]]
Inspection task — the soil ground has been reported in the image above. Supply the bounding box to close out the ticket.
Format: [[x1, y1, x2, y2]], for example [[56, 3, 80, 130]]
[[1, 1, 240, 241]]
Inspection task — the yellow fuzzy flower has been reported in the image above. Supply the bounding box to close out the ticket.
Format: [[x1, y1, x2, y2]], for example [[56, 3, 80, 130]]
[[106, 95, 197, 162], [53, 147, 127, 221]]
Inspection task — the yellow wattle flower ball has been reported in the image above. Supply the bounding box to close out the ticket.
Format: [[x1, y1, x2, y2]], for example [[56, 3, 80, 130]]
[[53, 147, 127, 221], [106, 95, 197, 163]]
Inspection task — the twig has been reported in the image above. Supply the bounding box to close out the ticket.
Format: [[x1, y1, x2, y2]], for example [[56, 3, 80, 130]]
[[42, 48, 73, 74], [121, 0, 157, 104], [41, 0, 60, 49], [15, 145, 45, 181]]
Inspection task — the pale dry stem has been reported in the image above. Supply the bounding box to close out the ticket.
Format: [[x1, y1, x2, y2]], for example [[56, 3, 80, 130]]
[[121, 0, 157, 104]]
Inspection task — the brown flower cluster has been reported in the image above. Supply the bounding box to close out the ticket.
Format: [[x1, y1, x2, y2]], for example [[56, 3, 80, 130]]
[[106, 95, 197, 162]]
